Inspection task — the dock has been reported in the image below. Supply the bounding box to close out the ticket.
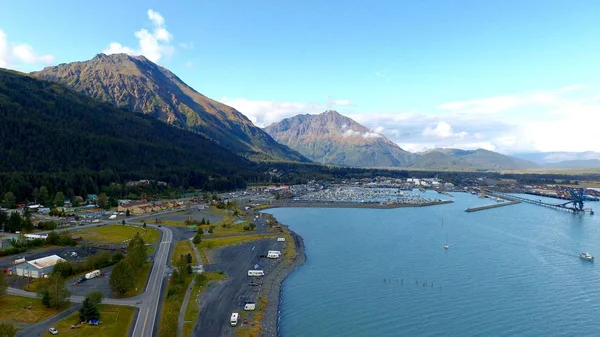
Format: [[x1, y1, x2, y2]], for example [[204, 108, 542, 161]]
[[486, 191, 593, 214], [465, 200, 520, 213]]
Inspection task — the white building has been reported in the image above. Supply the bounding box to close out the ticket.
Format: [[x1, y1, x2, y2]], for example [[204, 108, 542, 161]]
[[13, 254, 66, 278]]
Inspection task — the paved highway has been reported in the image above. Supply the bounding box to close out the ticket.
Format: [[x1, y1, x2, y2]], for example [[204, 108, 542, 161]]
[[131, 224, 172, 337]]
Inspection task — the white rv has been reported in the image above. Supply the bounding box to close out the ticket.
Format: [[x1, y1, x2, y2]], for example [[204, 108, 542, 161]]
[[267, 251, 281, 259], [247, 270, 265, 277], [277, 237, 285, 242], [244, 302, 256, 311], [85, 270, 101, 280], [230, 313, 239, 326]]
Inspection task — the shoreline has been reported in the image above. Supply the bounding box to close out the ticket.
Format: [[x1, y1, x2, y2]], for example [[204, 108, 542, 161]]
[[260, 199, 453, 210], [261, 227, 307, 337]]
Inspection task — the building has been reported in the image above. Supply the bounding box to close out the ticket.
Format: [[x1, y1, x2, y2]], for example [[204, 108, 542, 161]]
[[13, 255, 66, 278]]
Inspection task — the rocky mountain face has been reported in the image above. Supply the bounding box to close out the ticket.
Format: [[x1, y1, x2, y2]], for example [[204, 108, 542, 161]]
[[264, 110, 414, 167], [265, 111, 538, 170], [32, 53, 308, 163]]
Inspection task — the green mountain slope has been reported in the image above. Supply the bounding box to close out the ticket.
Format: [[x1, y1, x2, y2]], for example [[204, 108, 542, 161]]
[[32, 53, 308, 163], [264, 110, 414, 167], [415, 148, 539, 170], [0, 68, 256, 190]]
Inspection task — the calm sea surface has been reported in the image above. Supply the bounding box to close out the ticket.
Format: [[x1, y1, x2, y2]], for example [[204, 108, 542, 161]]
[[267, 191, 600, 337]]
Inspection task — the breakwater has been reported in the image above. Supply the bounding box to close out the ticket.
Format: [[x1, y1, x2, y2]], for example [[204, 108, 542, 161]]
[[465, 200, 520, 213]]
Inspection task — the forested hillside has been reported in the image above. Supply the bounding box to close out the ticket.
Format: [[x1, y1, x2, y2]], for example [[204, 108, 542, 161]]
[[0, 68, 261, 200]]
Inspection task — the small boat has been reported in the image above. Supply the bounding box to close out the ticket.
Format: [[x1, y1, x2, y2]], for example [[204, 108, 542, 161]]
[[580, 252, 594, 261], [444, 233, 449, 249]]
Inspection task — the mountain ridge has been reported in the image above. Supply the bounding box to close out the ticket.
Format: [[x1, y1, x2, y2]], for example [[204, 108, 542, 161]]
[[264, 110, 414, 167], [265, 111, 539, 170], [32, 53, 308, 163]]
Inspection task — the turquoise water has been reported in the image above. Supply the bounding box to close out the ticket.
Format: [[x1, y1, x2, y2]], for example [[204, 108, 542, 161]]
[[268, 192, 600, 337]]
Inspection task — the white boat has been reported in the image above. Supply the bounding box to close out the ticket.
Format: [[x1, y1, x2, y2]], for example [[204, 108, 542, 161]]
[[444, 233, 449, 249], [580, 252, 594, 261]]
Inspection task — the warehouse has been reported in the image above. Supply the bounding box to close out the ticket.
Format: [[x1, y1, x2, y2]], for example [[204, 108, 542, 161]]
[[14, 254, 66, 278]]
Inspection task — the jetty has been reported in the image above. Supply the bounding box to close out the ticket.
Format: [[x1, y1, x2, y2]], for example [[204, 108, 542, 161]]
[[465, 200, 520, 213], [486, 190, 593, 214]]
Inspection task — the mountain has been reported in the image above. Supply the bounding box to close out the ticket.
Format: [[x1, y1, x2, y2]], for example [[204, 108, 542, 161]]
[[263, 110, 414, 167], [32, 53, 308, 163], [514, 151, 600, 169], [416, 148, 540, 170], [0, 68, 256, 191], [544, 159, 600, 170]]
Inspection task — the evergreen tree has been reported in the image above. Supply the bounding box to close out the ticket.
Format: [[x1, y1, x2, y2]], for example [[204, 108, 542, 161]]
[[3, 192, 16, 209], [0, 270, 7, 296], [39, 186, 50, 207], [126, 233, 147, 268], [109, 261, 134, 294], [79, 291, 103, 322], [7, 212, 22, 233], [53, 192, 65, 207], [38, 274, 70, 308], [98, 193, 108, 209]]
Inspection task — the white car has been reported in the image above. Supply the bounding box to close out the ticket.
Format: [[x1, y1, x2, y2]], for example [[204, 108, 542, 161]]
[[49, 327, 58, 335]]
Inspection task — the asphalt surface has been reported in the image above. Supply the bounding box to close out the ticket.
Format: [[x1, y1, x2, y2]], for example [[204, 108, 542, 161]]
[[130, 224, 173, 337], [193, 237, 285, 337]]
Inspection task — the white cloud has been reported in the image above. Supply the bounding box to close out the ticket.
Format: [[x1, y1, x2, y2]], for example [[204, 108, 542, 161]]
[[102, 9, 174, 63], [179, 42, 194, 50], [0, 29, 54, 69], [362, 132, 381, 139], [220, 97, 352, 127], [222, 84, 600, 154], [342, 129, 361, 137], [184, 61, 194, 69]]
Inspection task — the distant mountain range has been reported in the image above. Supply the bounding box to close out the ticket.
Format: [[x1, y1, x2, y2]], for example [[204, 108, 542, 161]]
[[32, 53, 308, 163], [264, 110, 413, 167], [265, 111, 539, 170], [514, 152, 600, 169]]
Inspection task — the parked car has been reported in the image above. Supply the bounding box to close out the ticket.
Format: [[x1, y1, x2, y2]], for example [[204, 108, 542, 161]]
[[49, 327, 58, 335]]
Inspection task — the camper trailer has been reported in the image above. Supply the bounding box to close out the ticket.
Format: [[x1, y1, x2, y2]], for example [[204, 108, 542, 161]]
[[247, 270, 265, 277], [85, 270, 101, 280], [277, 237, 286, 242], [267, 251, 281, 259], [230, 313, 239, 326], [244, 302, 256, 311]]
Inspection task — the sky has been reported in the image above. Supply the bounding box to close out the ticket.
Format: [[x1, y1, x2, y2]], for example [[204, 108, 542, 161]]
[[1, 0, 600, 154]]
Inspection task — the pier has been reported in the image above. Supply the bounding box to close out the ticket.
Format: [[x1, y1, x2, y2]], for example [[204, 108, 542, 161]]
[[486, 191, 594, 214], [465, 200, 520, 213]]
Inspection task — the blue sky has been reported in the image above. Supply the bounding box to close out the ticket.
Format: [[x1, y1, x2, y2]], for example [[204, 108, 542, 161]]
[[1, 0, 600, 153]]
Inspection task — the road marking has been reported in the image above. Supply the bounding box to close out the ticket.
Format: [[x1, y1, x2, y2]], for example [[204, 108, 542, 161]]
[[141, 308, 150, 336]]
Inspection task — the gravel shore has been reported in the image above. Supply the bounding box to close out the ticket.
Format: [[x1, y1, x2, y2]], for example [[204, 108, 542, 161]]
[[261, 228, 307, 337]]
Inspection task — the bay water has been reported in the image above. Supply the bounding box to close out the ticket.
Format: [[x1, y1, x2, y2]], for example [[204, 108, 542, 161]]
[[268, 191, 600, 337]]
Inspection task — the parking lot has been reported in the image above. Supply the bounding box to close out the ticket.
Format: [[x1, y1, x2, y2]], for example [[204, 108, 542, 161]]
[[194, 237, 285, 336]]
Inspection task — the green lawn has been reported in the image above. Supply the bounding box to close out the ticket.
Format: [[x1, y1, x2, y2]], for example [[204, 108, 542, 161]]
[[41, 304, 135, 337], [0, 295, 66, 324], [172, 240, 196, 265], [72, 225, 160, 244], [197, 234, 277, 250], [158, 275, 194, 337], [182, 272, 227, 337]]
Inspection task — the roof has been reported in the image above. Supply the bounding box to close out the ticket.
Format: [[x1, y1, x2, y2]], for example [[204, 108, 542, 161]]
[[26, 255, 66, 269]]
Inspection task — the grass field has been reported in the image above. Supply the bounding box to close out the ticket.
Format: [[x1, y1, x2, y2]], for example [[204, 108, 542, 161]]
[[172, 240, 196, 265], [41, 304, 135, 337], [115, 263, 151, 298], [197, 234, 277, 250], [182, 272, 227, 337], [73, 225, 160, 244], [0, 295, 65, 323], [237, 296, 267, 337], [558, 180, 600, 188], [158, 274, 194, 337], [282, 228, 296, 265]]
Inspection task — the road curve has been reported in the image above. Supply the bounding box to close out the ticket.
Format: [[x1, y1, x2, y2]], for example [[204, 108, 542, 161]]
[[131, 225, 173, 337]]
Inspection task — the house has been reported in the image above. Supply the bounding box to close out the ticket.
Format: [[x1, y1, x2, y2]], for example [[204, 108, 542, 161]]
[[13, 255, 66, 278]]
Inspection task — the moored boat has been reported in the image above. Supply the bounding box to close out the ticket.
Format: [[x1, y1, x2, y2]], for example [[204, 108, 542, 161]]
[[580, 252, 594, 261]]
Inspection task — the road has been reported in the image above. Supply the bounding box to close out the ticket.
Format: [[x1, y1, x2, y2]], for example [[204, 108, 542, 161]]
[[131, 224, 172, 337], [9, 219, 175, 337], [193, 238, 284, 337]]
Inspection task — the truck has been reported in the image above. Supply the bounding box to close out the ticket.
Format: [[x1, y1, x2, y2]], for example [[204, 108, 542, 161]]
[[247, 270, 265, 277], [267, 251, 281, 259], [230, 313, 239, 326], [85, 270, 101, 280]]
